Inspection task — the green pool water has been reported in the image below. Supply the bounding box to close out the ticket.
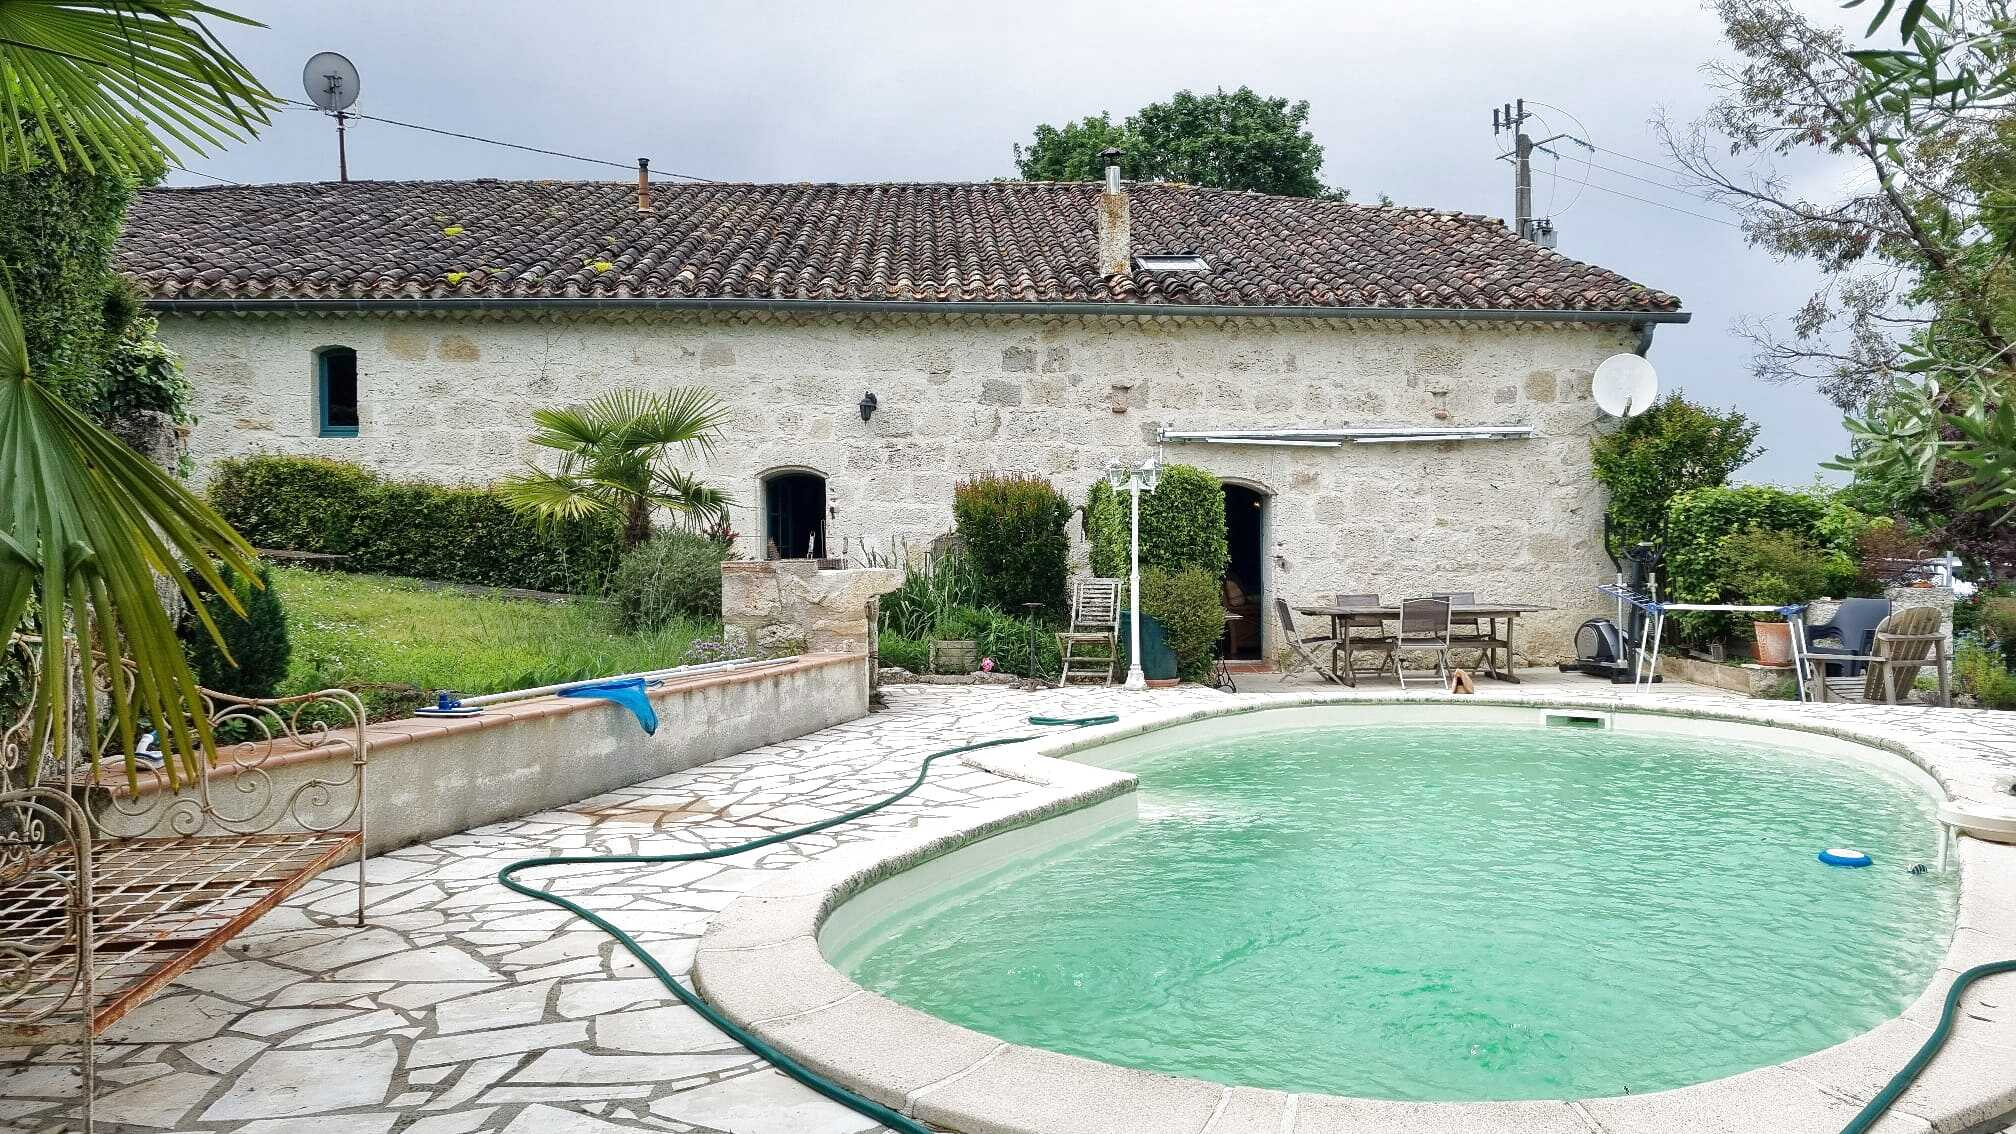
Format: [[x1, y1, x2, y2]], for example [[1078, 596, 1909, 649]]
[[834, 720, 1957, 1101]]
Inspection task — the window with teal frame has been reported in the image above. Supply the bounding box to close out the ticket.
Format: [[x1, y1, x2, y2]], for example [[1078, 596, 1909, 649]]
[[317, 346, 359, 436]]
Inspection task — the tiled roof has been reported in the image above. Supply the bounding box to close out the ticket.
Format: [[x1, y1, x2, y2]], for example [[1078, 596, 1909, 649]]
[[117, 179, 1681, 312]]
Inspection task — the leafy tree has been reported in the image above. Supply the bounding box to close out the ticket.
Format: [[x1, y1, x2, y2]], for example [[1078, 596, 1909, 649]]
[[1014, 86, 1339, 198], [1671, 0, 2016, 573], [1013, 113, 1137, 183], [0, 0, 279, 788], [498, 388, 732, 549], [1590, 393, 1762, 550]]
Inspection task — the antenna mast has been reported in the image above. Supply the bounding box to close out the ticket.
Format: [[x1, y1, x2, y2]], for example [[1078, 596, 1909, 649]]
[[302, 52, 361, 183]]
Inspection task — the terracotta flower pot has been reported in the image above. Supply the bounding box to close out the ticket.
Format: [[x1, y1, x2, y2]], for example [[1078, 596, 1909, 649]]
[[1752, 620, 1793, 667]]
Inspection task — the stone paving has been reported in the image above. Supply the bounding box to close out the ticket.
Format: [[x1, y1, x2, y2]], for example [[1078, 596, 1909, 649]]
[[3, 676, 2014, 1134]]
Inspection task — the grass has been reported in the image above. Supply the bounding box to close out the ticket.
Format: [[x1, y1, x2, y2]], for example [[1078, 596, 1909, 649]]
[[270, 566, 718, 720]]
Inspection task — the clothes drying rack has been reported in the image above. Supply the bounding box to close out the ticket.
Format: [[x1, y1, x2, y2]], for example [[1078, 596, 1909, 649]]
[[1597, 583, 1811, 698]]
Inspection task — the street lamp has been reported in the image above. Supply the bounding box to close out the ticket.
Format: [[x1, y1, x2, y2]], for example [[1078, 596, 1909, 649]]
[[1105, 457, 1161, 690]]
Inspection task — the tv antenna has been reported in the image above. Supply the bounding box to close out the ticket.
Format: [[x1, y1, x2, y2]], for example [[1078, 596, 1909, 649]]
[[302, 51, 360, 182], [1593, 354, 1660, 418]]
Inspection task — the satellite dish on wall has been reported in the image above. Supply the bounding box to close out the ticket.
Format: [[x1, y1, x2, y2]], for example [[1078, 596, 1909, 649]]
[[302, 52, 359, 111], [1593, 354, 1659, 418]]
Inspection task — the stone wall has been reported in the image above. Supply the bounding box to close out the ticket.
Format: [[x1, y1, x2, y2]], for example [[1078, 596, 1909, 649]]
[[159, 309, 1646, 660], [721, 560, 900, 700]]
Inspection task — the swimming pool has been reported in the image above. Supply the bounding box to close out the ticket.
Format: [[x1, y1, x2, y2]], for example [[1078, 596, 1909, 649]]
[[824, 710, 1958, 1102]]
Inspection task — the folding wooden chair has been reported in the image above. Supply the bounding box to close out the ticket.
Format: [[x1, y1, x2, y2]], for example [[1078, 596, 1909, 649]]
[[1275, 597, 1344, 684], [1056, 577, 1122, 686]]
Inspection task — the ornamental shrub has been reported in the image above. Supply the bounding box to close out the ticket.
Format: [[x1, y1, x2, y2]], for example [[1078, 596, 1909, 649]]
[[1591, 394, 1761, 551], [180, 563, 291, 700], [876, 632, 930, 674], [208, 456, 624, 594], [1958, 641, 2016, 710], [1142, 565, 1226, 682], [1084, 480, 1129, 579], [1083, 464, 1228, 580], [1662, 485, 1834, 607], [1715, 529, 1858, 611], [952, 474, 1071, 615], [606, 531, 734, 632]]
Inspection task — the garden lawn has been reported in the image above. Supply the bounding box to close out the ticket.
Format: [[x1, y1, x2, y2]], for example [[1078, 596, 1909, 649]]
[[270, 566, 717, 719]]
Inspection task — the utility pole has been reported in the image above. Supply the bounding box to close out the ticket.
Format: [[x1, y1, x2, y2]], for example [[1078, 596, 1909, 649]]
[[1493, 99, 1533, 241], [1494, 99, 1572, 248]]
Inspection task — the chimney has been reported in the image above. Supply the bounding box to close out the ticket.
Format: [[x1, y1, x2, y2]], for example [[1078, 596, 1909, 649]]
[[637, 157, 653, 212], [1096, 147, 1130, 277]]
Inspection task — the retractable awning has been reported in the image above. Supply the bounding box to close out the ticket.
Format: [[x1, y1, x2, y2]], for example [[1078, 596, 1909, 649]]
[[1156, 425, 1535, 447]]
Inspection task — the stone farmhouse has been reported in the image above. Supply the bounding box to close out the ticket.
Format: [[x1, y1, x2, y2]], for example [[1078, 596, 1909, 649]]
[[115, 165, 1687, 661]]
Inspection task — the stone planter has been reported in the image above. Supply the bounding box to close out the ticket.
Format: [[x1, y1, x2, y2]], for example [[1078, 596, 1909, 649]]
[[1752, 620, 1793, 666], [929, 639, 979, 675]]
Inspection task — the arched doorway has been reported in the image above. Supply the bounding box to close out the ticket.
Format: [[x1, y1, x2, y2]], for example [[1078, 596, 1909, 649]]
[[1221, 482, 1267, 660], [763, 471, 827, 559]]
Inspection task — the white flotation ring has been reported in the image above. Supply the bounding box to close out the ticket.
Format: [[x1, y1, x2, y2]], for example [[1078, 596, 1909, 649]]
[[1818, 847, 1873, 868]]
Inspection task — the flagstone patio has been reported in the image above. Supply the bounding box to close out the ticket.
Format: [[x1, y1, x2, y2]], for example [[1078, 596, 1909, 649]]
[[2, 676, 2013, 1134]]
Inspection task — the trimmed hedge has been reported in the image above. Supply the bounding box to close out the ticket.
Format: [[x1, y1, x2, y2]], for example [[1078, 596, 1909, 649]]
[[1084, 463, 1229, 579], [1663, 486, 1832, 606], [209, 455, 624, 594], [953, 473, 1072, 615]]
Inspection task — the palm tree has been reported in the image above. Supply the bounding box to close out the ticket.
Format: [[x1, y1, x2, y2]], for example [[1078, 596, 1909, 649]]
[[499, 387, 733, 549], [1, 1, 278, 787]]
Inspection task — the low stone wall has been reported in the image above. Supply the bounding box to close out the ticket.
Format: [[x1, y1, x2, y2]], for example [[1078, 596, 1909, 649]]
[[111, 654, 869, 854]]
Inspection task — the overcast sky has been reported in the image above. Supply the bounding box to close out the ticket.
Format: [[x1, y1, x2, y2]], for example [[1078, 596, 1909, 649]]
[[176, 0, 1873, 486]]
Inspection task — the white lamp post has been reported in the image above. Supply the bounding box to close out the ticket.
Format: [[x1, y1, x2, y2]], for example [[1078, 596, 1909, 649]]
[[1105, 457, 1161, 690]]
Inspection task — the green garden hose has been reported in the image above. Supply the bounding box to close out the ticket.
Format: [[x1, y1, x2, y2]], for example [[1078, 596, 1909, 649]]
[[1838, 958, 2016, 1134], [496, 714, 1119, 1134]]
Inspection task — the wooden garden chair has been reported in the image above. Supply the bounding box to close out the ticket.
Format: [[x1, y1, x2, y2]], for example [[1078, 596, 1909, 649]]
[[1800, 605, 1948, 706], [1056, 577, 1121, 686]]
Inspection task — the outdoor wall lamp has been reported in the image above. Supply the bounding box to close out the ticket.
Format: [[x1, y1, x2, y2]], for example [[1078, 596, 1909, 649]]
[[858, 392, 878, 421], [1104, 457, 1161, 691]]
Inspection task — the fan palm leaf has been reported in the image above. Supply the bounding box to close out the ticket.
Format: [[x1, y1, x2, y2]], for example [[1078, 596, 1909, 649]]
[[0, 281, 258, 788], [0, 0, 277, 174], [499, 385, 732, 547]]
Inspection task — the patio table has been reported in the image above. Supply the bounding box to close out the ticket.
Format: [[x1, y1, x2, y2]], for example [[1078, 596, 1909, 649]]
[[1293, 601, 1549, 686]]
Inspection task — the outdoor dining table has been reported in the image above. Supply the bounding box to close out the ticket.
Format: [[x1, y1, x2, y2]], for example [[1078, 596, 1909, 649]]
[[1293, 600, 1550, 686]]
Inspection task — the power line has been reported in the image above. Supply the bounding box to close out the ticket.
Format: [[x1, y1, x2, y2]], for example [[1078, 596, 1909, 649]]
[[169, 163, 239, 186], [282, 100, 713, 182], [1535, 166, 1744, 228]]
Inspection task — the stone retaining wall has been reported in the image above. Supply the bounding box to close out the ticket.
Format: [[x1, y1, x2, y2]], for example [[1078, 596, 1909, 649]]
[[110, 654, 870, 854]]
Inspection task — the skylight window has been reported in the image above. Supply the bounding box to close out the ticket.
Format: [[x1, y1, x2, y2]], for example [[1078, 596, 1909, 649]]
[[1133, 253, 1210, 272]]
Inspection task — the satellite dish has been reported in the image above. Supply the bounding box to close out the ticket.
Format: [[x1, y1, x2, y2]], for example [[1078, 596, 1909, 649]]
[[302, 51, 359, 112], [1593, 354, 1659, 418]]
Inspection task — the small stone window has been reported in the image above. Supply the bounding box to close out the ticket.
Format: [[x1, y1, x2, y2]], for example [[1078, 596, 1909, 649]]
[[316, 346, 359, 437]]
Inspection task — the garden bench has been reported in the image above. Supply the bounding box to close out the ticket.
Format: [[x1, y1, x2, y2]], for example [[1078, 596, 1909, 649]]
[[0, 638, 370, 1133]]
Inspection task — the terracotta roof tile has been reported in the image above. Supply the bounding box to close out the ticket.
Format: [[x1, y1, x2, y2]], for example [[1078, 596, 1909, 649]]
[[117, 179, 1680, 312]]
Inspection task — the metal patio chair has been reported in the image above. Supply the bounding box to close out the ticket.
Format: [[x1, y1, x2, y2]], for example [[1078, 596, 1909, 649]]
[[1327, 593, 1393, 683], [1274, 596, 1344, 684], [1056, 577, 1122, 686], [1800, 605, 1948, 706], [1389, 596, 1454, 690]]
